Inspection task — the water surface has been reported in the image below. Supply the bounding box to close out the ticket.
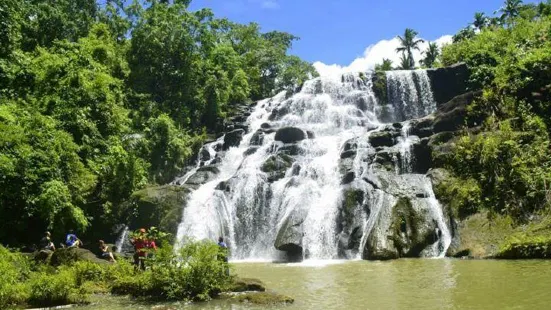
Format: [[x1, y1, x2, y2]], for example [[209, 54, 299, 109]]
[[85, 259, 551, 309]]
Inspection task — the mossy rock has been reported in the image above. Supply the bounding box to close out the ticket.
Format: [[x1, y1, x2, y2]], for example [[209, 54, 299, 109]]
[[236, 292, 294, 305], [50, 248, 108, 266], [342, 189, 364, 224], [129, 185, 191, 238], [389, 197, 438, 257], [261, 154, 294, 182], [228, 278, 266, 292], [372, 70, 388, 104]]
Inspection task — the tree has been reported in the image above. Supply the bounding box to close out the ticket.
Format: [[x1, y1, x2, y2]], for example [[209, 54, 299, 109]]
[[452, 27, 476, 43], [497, 0, 523, 25], [473, 12, 489, 30], [374, 58, 393, 71], [420, 42, 439, 68], [396, 28, 424, 69], [398, 53, 413, 70]]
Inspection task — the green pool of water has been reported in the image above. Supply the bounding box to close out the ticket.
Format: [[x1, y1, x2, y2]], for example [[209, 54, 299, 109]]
[[84, 259, 551, 309]]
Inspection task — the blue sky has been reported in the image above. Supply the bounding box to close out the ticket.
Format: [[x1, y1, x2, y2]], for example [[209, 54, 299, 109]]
[[189, 0, 539, 72]]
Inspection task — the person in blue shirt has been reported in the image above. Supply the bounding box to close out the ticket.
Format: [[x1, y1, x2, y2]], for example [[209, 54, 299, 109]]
[[217, 236, 227, 249], [65, 230, 82, 248], [217, 236, 229, 275]]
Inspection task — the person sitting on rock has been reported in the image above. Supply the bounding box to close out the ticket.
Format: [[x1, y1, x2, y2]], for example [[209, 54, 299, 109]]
[[39, 231, 55, 251], [98, 240, 116, 263], [65, 230, 82, 248]]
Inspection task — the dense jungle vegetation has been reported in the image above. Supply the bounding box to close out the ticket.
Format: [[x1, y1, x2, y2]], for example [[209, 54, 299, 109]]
[[0, 0, 318, 245], [438, 0, 551, 222]]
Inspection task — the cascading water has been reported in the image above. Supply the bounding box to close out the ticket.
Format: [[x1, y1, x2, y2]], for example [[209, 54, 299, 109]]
[[175, 69, 451, 261]]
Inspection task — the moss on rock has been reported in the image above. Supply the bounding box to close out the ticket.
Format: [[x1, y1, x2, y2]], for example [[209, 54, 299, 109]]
[[129, 185, 191, 238], [228, 278, 266, 292]]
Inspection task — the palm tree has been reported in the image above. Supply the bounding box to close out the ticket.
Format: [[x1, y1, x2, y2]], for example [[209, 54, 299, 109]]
[[497, 0, 523, 25], [396, 28, 424, 69], [398, 53, 413, 70], [473, 12, 489, 30], [420, 42, 439, 68]]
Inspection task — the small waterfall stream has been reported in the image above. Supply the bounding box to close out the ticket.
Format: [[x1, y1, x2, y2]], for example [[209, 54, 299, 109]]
[[175, 69, 451, 261]]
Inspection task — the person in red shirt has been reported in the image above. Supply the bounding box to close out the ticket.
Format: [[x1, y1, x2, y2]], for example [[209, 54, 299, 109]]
[[131, 228, 148, 270]]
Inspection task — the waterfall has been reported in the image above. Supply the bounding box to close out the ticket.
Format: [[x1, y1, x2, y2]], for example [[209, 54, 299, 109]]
[[175, 69, 450, 261], [115, 226, 130, 253], [382, 70, 436, 123]]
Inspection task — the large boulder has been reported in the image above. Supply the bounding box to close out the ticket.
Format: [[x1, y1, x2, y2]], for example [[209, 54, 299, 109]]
[[337, 188, 370, 257], [50, 248, 109, 266], [274, 127, 307, 144], [224, 129, 245, 150], [426, 63, 469, 105], [185, 165, 220, 186], [274, 207, 307, 261], [363, 197, 440, 260], [368, 128, 400, 148], [129, 185, 191, 237]]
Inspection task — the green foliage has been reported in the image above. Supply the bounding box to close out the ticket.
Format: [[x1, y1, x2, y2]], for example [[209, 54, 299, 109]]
[[110, 241, 232, 301], [374, 58, 393, 71], [0, 0, 316, 245], [0, 246, 31, 308], [420, 42, 440, 68], [27, 268, 85, 307]]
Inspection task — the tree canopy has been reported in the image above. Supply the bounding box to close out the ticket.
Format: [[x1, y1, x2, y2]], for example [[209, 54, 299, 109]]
[[0, 0, 318, 245]]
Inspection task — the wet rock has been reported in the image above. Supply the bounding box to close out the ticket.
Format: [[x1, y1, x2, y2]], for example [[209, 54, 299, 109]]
[[373, 148, 400, 172], [306, 131, 315, 139], [186, 165, 220, 186], [291, 164, 301, 176], [369, 129, 399, 147], [363, 196, 441, 260], [244, 146, 260, 156], [275, 207, 307, 259], [341, 171, 356, 184], [278, 143, 301, 156], [338, 188, 368, 255], [216, 180, 231, 192], [250, 130, 264, 146], [340, 150, 357, 159], [200, 147, 211, 162], [409, 117, 435, 138], [224, 129, 245, 150], [411, 138, 431, 173], [268, 106, 290, 121], [260, 123, 272, 129], [261, 154, 294, 182], [343, 138, 358, 152], [274, 127, 307, 144]]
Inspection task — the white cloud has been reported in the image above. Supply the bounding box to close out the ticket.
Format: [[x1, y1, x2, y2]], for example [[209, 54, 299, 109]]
[[313, 35, 453, 77]]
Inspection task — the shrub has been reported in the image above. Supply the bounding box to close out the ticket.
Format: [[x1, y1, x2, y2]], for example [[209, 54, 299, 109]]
[[0, 246, 31, 308], [109, 240, 232, 301], [27, 268, 86, 307]]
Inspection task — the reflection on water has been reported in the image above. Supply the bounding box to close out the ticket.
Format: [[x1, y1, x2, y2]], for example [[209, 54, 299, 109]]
[[84, 259, 551, 310]]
